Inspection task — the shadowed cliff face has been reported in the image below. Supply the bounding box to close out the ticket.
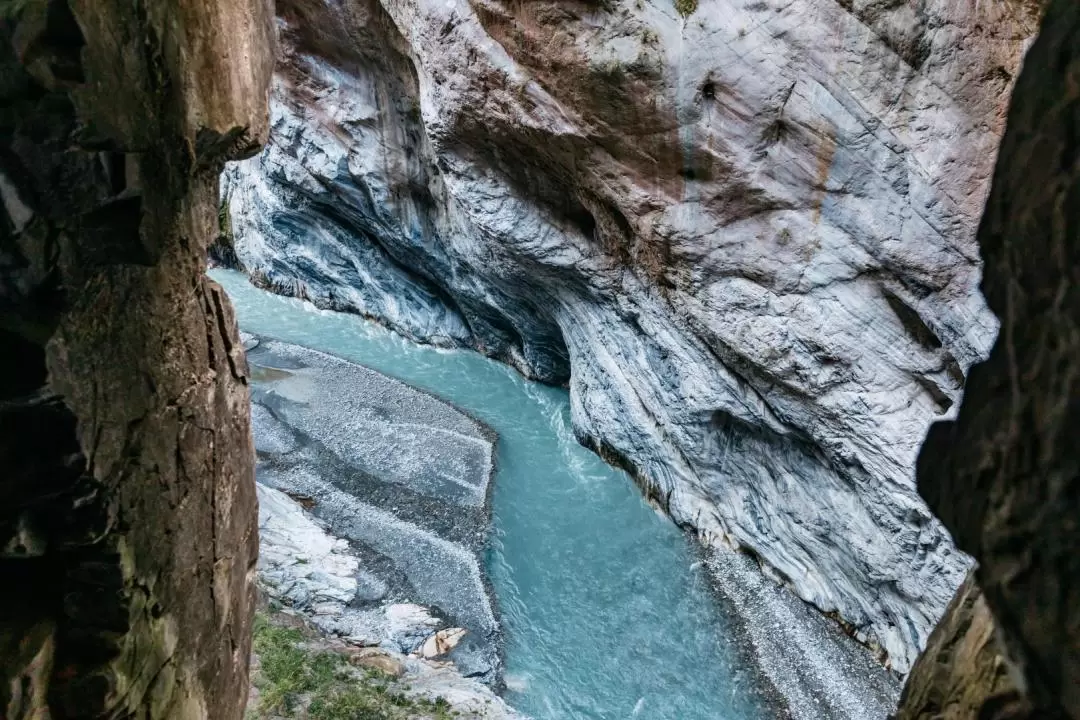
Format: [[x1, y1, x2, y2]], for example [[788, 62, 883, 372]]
[[222, 0, 1038, 673], [893, 575, 1024, 720], [0, 0, 272, 717], [900, 0, 1080, 717]]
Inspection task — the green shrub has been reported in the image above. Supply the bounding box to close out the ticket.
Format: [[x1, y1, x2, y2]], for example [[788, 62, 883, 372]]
[[674, 0, 698, 17], [249, 614, 456, 720]]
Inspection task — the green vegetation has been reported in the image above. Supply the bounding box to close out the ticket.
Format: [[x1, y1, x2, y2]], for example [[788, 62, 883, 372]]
[[218, 198, 233, 243], [250, 614, 456, 720], [673, 0, 698, 17], [0, 0, 32, 20]]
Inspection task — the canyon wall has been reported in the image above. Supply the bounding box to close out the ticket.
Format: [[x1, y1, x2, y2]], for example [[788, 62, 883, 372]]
[[1, 0, 271, 716], [222, 0, 1038, 672], [902, 0, 1079, 716]]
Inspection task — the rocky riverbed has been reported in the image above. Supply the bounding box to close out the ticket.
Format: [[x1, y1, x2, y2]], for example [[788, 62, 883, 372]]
[[244, 332, 519, 717], [220, 271, 907, 719]]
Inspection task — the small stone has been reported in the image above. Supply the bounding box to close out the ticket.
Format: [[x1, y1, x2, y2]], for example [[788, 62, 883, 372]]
[[348, 648, 405, 678], [420, 627, 467, 659]]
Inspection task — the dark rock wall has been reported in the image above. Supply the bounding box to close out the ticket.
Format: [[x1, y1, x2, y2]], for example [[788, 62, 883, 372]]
[[902, 0, 1079, 717], [893, 574, 1022, 720], [0, 0, 272, 717]]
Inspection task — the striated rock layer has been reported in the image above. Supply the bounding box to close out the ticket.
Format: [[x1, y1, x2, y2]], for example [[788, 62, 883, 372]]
[[223, 0, 1038, 671]]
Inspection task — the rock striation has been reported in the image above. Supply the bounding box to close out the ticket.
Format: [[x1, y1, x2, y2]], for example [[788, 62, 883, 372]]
[[222, 0, 1039, 671], [892, 574, 1021, 720]]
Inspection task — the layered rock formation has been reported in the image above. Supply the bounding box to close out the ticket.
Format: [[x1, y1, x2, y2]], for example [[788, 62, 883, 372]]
[[901, 0, 1079, 716], [0, 0, 271, 716], [222, 0, 1039, 671], [256, 485, 521, 718]]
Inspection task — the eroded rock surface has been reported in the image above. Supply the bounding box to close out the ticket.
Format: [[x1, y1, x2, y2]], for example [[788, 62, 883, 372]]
[[222, 0, 1038, 671], [1, 0, 271, 717], [892, 575, 1021, 720]]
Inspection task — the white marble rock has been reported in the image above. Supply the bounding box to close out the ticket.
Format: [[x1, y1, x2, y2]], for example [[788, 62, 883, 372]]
[[224, 0, 1039, 673]]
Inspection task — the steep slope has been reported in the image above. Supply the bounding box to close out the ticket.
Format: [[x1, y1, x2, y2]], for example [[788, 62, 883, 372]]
[[222, 0, 1037, 672]]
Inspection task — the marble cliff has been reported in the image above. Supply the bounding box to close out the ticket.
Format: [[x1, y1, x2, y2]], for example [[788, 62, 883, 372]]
[[221, 0, 1040, 672]]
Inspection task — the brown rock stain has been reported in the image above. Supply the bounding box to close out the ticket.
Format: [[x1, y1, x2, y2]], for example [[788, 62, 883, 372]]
[[812, 129, 837, 225]]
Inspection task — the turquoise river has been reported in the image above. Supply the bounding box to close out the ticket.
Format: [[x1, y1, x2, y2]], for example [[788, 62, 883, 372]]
[[212, 269, 772, 720]]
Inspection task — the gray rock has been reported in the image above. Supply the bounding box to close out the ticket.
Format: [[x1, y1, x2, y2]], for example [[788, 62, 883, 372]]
[[223, 0, 1040, 672], [257, 483, 361, 615], [247, 335, 501, 684]]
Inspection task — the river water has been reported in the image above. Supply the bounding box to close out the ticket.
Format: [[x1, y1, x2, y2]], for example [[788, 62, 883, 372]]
[[212, 269, 774, 720]]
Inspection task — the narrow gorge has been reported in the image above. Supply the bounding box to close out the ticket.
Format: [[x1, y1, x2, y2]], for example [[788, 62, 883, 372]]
[[3, 0, 1078, 718], [220, 0, 1037, 679]]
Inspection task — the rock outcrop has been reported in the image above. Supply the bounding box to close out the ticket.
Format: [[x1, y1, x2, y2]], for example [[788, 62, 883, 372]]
[[255, 485, 520, 718], [892, 575, 1021, 720], [902, 0, 1080, 716], [0, 0, 271, 717], [222, 0, 1039, 671]]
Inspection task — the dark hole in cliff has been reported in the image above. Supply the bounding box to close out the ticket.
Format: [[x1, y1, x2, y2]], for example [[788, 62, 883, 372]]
[[567, 201, 597, 240], [100, 152, 126, 196], [944, 354, 966, 388], [700, 80, 717, 101], [609, 202, 633, 240], [913, 374, 954, 414], [759, 118, 790, 149], [1, 329, 47, 398], [33, 0, 86, 84], [882, 288, 943, 350]]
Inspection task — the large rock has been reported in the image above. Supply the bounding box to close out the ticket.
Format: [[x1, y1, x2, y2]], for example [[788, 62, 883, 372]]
[[222, 0, 1038, 671], [908, 0, 1080, 716], [0, 0, 272, 717], [892, 575, 1023, 720]]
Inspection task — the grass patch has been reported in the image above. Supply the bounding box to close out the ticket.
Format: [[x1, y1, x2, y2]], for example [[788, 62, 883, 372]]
[[250, 614, 456, 720]]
